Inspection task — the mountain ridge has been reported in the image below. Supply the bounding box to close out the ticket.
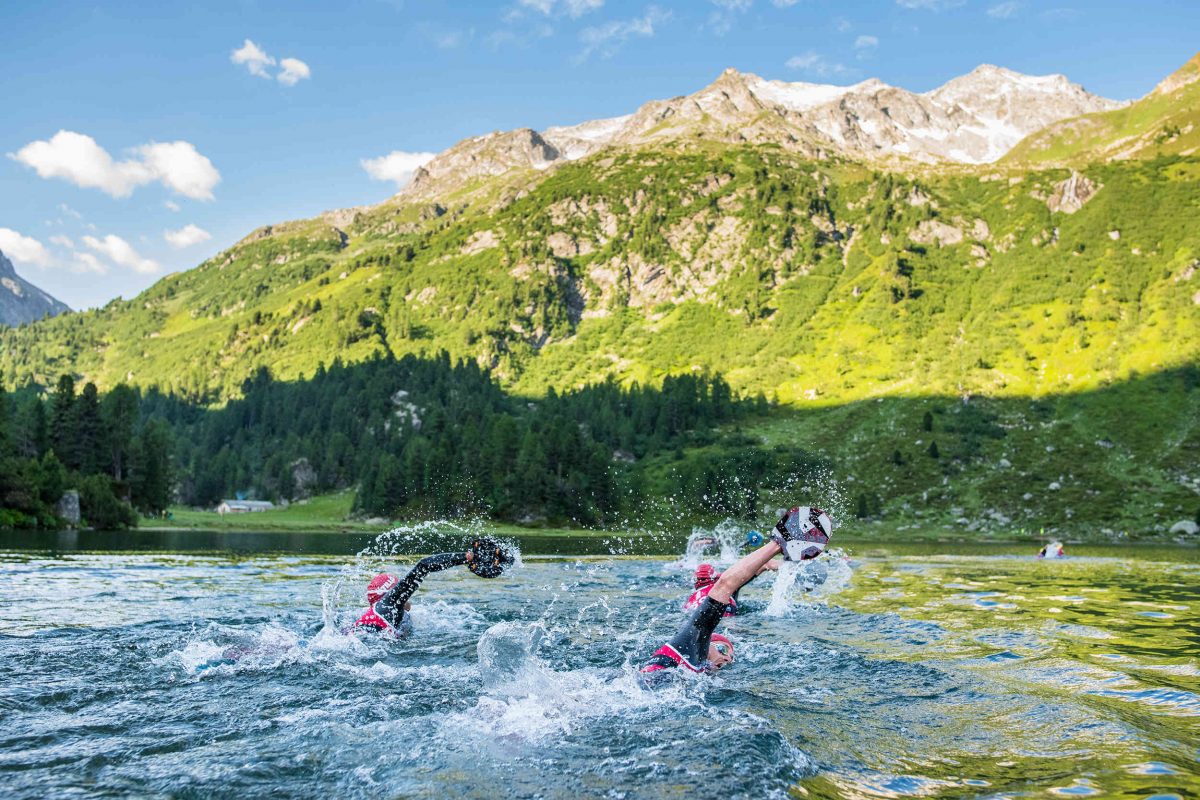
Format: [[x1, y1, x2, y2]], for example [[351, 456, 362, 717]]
[[400, 62, 1122, 201]]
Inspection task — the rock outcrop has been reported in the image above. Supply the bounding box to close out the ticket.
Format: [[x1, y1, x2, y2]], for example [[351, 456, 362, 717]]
[[1152, 52, 1200, 96], [405, 129, 560, 199], [1046, 171, 1100, 214]]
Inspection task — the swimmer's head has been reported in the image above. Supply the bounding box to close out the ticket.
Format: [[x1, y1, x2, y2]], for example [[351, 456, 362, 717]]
[[707, 633, 735, 670], [693, 563, 717, 589], [367, 573, 398, 605]]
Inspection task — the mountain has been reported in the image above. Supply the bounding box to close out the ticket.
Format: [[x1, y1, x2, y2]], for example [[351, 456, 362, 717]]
[[0, 57, 1197, 534], [405, 64, 1120, 199], [1005, 52, 1200, 166], [0, 250, 70, 327]]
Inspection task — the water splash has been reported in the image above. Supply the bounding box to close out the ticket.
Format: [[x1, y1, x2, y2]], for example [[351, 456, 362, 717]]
[[764, 548, 855, 616], [668, 519, 752, 570], [318, 520, 523, 633]]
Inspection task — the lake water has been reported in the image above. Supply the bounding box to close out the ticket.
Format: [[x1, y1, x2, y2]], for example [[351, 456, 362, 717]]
[[0, 526, 1196, 798]]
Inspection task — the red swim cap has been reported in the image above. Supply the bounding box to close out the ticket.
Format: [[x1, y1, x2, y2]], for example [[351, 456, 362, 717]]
[[367, 573, 398, 604], [694, 563, 717, 589]]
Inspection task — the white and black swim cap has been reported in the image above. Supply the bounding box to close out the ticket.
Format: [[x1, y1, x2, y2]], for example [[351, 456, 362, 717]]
[[774, 506, 835, 560]]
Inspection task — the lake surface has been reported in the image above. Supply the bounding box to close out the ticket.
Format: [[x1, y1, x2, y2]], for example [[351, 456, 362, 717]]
[[0, 527, 1196, 798]]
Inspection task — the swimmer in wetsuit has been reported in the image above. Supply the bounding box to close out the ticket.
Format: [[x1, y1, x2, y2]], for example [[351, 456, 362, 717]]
[[641, 507, 835, 684], [353, 537, 513, 636]]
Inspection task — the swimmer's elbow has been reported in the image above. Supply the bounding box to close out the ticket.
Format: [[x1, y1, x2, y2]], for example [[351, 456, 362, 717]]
[[708, 576, 736, 605]]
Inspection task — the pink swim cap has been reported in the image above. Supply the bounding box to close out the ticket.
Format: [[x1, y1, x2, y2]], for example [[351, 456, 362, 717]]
[[367, 573, 398, 604]]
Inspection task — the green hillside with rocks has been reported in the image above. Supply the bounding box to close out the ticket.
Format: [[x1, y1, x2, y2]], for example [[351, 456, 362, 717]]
[[3, 58, 1199, 538], [1005, 53, 1200, 167]]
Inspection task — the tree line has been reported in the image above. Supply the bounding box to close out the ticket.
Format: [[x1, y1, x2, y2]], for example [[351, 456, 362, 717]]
[[2, 353, 810, 529], [0, 374, 173, 529], [152, 353, 771, 526]]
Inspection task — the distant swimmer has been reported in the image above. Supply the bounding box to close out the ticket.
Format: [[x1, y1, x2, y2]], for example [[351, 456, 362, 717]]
[[642, 507, 834, 685], [683, 556, 779, 617], [1038, 541, 1066, 559], [353, 537, 514, 636]]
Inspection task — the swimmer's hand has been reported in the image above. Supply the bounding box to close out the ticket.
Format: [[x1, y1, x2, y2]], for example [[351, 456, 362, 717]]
[[465, 537, 515, 578]]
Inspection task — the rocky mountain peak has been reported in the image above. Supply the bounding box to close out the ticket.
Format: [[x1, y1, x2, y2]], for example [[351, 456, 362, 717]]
[[384, 61, 1126, 203], [403, 128, 560, 198], [0, 249, 71, 327]]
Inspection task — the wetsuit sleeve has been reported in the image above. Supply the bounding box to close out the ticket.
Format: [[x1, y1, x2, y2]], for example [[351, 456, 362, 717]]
[[665, 596, 726, 667], [374, 552, 468, 627]]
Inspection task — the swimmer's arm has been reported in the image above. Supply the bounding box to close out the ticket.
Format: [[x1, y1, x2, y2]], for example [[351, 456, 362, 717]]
[[708, 542, 782, 605], [725, 557, 779, 610], [662, 596, 727, 667], [374, 551, 469, 625]]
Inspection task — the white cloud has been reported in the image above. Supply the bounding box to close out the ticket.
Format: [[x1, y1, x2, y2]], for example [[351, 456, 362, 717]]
[[987, 1, 1022, 18], [164, 224, 212, 249], [786, 51, 852, 78], [232, 39, 311, 86], [834, 16, 852, 31], [10, 131, 220, 201], [0, 228, 51, 267], [49, 235, 75, 249], [579, 5, 669, 60], [708, 0, 751, 34], [231, 39, 275, 78], [518, 0, 602, 15], [361, 150, 438, 188], [135, 141, 221, 200], [12, 132, 148, 198], [487, 23, 555, 49], [896, 0, 963, 8], [277, 57, 311, 86], [165, 200, 181, 212], [772, 0, 800, 5], [83, 234, 160, 274], [855, 34, 878, 49], [70, 252, 107, 275], [434, 30, 463, 48], [564, 0, 604, 15], [58, 203, 83, 219]]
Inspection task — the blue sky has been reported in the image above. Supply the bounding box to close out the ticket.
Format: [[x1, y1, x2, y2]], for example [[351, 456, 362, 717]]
[[2, 0, 1197, 309]]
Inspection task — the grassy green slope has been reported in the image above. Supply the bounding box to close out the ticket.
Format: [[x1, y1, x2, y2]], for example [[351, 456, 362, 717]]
[[1004, 53, 1200, 167], [3, 147, 1198, 408]]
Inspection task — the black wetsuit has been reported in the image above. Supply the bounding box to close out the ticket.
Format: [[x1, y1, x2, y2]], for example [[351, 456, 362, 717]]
[[640, 595, 726, 682], [356, 552, 468, 633]]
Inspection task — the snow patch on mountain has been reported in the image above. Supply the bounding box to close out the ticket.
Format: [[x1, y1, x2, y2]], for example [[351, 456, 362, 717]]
[[393, 62, 1125, 199]]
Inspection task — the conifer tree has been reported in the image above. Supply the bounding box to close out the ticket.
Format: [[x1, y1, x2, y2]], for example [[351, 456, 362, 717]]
[[49, 374, 77, 469]]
